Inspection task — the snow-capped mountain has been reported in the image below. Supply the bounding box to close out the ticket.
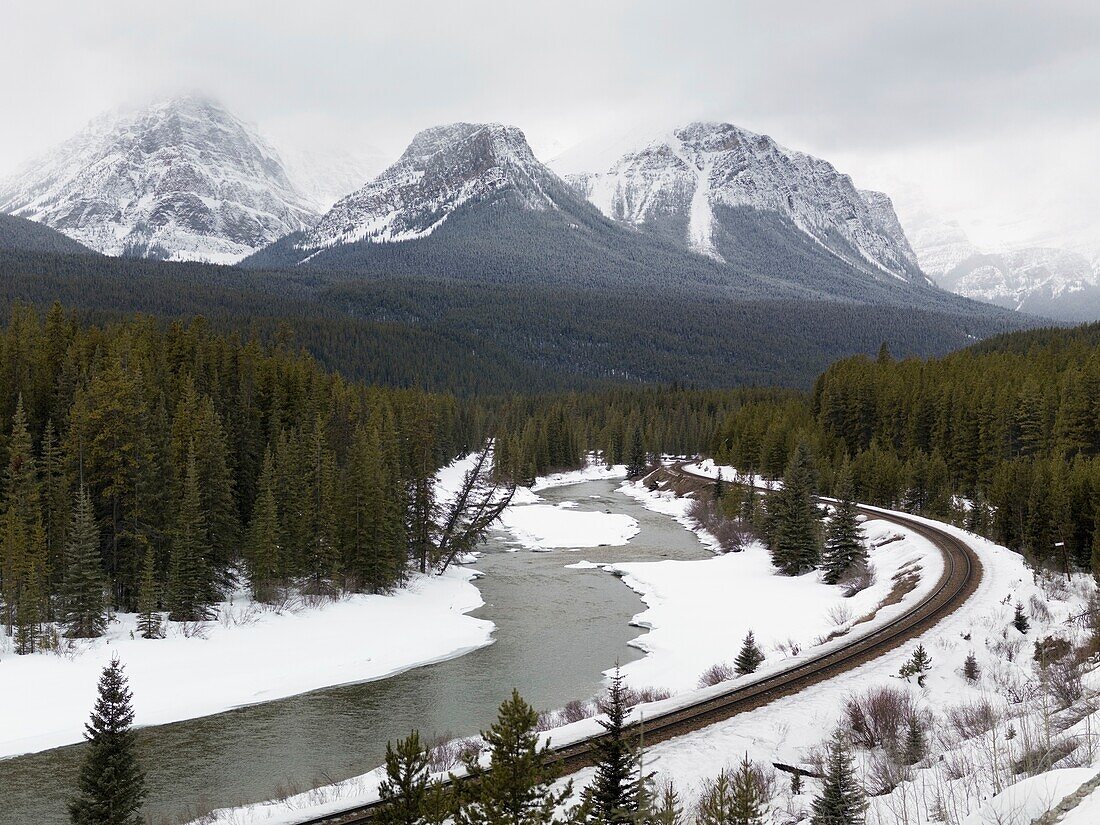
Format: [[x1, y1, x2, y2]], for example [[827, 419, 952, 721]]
[[938, 247, 1100, 320], [0, 95, 317, 264], [893, 197, 1100, 321], [562, 122, 928, 285], [299, 122, 567, 251]]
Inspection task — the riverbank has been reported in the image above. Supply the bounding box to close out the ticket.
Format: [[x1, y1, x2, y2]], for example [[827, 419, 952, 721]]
[[0, 566, 493, 760]]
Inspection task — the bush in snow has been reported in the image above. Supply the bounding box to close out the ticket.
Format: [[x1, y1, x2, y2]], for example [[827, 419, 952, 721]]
[[698, 662, 736, 688], [897, 644, 933, 687], [734, 631, 765, 676], [962, 651, 981, 683], [844, 686, 920, 751]]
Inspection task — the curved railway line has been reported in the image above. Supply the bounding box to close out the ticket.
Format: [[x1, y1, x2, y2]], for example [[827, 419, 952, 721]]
[[301, 464, 983, 824]]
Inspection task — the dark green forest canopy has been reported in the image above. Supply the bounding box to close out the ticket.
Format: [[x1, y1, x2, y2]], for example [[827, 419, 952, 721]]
[[0, 247, 1037, 392], [711, 327, 1100, 573]]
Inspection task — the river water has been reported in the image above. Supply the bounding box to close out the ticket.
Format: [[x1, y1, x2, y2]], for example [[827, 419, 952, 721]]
[[0, 479, 708, 825]]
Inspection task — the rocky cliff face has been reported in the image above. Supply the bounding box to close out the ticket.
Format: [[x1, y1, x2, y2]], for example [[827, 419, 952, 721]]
[[567, 122, 928, 284]]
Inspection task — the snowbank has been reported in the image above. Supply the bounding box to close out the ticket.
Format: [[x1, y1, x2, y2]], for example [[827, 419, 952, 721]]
[[684, 458, 782, 491], [0, 567, 492, 760], [962, 769, 1096, 825], [608, 516, 941, 692], [499, 503, 639, 550]]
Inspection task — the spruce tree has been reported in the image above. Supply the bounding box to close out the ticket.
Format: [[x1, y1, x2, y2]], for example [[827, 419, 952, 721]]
[[768, 444, 821, 575], [902, 717, 925, 765], [68, 657, 147, 825], [898, 644, 932, 687], [790, 772, 803, 796], [963, 652, 981, 683], [821, 467, 867, 585], [61, 486, 106, 639], [376, 731, 434, 825], [730, 755, 764, 824], [246, 448, 282, 602], [626, 427, 647, 479], [1013, 602, 1030, 634], [734, 630, 765, 676], [135, 548, 161, 640], [652, 782, 684, 825], [810, 733, 865, 825], [584, 668, 640, 824], [166, 447, 214, 622], [455, 689, 572, 825], [695, 770, 735, 825]]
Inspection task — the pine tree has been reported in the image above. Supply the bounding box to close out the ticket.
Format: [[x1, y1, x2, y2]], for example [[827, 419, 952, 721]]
[[714, 470, 726, 502], [584, 668, 640, 824], [734, 630, 765, 676], [135, 548, 161, 640], [963, 652, 981, 683], [902, 717, 925, 765], [811, 733, 865, 825], [821, 467, 867, 585], [898, 645, 932, 687], [790, 772, 803, 796], [69, 657, 147, 825], [455, 689, 572, 825], [626, 427, 647, 479], [695, 771, 735, 825], [1013, 602, 1030, 634], [61, 486, 106, 639], [651, 782, 684, 825], [246, 448, 282, 602], [768, 444, 821, 575], [376, 731, 434, 825], [166, 447, 214, 622], [730, 755, 764, 824]]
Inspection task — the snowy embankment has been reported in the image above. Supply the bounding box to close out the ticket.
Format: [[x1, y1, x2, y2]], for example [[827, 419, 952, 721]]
[[0, 568, 492, 760], [0, 454, 501, 760], [196, 465, 961, 825], [602, 514, 1100, 825], [610, 476, 941, 692]]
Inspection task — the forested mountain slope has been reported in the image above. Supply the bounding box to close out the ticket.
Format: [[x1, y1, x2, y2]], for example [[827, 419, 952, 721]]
[[0, 248, 1035, 390], [0, 214, 95, 256]]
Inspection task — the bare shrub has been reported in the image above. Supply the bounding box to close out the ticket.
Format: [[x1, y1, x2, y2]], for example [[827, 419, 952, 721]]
[[990, 634, 1024, 663], [989, 663, 1040, 704], [839, 559, 876, 598], [625, 686, 672, 705], [699, 662, 737, 688], [560, 699, 595, 724], [867, 750, 906, 796], [1037, 572, 1071, 602], [1012, 737, 1079, 776], [1033, 636, 1073, 666], [1047, 660, 1084, 710], [826, 603, 853, 627], [944, 698, 1001, 742], [686, 497, 752, 553], [536, 710, 559, 732], [845, 686, 919, 750], [1028, 594, 1053, 625], [773, 638, 802, 658]]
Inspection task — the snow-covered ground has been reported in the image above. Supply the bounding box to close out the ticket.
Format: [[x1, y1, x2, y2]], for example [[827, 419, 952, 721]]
[[0, 455, 632, 761], [0, 567, 492, 759], [195, 471, 966, 825]]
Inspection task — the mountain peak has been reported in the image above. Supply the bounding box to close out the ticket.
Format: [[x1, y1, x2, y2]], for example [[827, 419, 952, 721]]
[[568, 120, 927, 283], [0, 96, 315, 263], [298, 121, 562, 251]]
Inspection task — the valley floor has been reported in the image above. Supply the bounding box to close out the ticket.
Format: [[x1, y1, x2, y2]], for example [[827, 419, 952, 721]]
[[194, 466, 959, 825]]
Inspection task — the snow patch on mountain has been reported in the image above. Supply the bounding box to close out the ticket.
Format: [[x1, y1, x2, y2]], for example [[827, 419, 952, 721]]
[[298, 123, 562, 253], [0, 95, 317, 264], [567, 122, 926, 283]]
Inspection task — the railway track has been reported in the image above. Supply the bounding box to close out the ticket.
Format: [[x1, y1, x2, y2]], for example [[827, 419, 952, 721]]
[[300, 464, 983, 824]]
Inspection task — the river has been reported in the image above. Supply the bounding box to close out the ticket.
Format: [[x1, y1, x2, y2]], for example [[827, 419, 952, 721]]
[[0, 478, 708, 825]]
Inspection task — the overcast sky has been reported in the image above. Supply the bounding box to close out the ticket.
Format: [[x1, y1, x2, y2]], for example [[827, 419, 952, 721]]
[[3, 0, 1098, 254]]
